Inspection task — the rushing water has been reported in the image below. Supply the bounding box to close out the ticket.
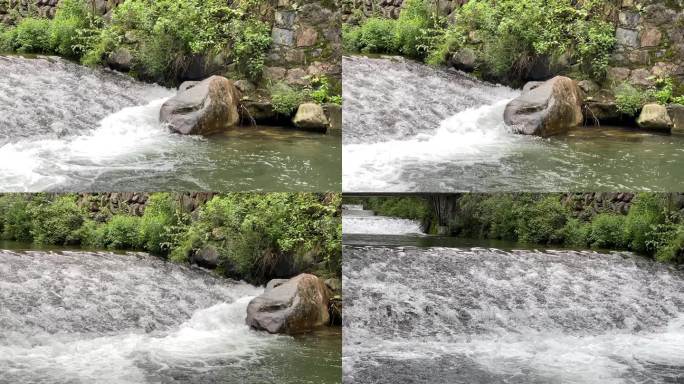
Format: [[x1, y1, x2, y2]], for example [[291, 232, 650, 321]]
[[342, 205, 423, 235], [0, 55, 340, 191], [0, 249, 341, 383], [343, 55, 684, 192], [342, 214, 684, 383]]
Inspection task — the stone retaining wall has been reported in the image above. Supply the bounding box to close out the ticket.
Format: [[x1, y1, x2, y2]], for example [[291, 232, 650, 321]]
[[264, 0, 341, 88], [75, 192, 217, 220], [608, 0, 684, 88]]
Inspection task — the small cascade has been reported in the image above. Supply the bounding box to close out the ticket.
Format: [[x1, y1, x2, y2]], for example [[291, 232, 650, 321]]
[[342, 205, 423, 235]]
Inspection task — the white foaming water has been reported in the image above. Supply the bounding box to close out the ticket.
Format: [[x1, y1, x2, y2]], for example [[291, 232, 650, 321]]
[[0, 97, 183, 190], [344, 99, 516, 191], [343, 246, 684, 383], [342, 208, 423, 235], [342, 55, 521, 192], [0, 250, 288, 383]]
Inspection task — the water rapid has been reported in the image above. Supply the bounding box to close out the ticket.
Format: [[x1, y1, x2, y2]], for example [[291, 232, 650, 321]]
[[0, 249, 340, 383], [342, 242, 684, 383], [0, 55, 340, 191], [342, 211, 684, 383], [342, 55, 684, 192], [342, 205, 423, 235]]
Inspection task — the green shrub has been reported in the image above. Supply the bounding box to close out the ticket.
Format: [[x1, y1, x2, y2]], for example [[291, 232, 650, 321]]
[[0, 24, 17, 52], [562, 218, 591, 247], [94, 0, 271, 82], [0, 195, 33, 242], [362, 196, 431, 222], [517, 196, 568, 244], [13, 18, 52, 53], [343, 17, 398, 54], [347, 0, 616, 81], [138, 193, 177, 254], [182, 193, 341, 283], [615, 82, 649, 116], [31, 195, 85, 245], [344, 0, 442, 60], [270, 83, 305, 115], [101, 215, 141, 249], [477, 195, 520, 241], [655, 226, 684, 263], [308, 76, 342, 105], [624, 193, 667, 254], [589, 214, 626, 249], [49, 0, 100, 58]]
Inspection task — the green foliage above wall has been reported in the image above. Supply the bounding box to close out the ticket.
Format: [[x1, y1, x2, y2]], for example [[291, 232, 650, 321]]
[[0, 193, 341, 284], [0, 0, 273, 84], [439, 193, 684, 264], [344, 0, 617, 83]]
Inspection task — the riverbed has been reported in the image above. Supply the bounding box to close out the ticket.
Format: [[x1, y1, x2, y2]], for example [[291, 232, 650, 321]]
[[0, 248, 341, 383], [342, 55, 684, 192], [0, 55, 340, 192], [342, 207, 684, 383]]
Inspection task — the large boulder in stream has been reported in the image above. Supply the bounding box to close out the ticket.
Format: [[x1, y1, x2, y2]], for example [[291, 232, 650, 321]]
[[504, 76, 583, 137], [160, 75, 241, 135], [637, 103, 673, 131], [246, 273, 330, 334]]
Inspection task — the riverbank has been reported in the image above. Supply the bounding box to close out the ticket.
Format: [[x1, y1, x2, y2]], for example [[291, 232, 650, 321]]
[[0, 192, 342, 284], [0, 0, 342, 132], [0, 54, 341, 191], [342, 55, 684, 191], [344, 193, 684, 264], [343, 0, 684, 133]]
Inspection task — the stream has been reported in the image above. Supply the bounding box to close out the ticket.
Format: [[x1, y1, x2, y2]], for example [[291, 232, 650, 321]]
[[342, 55, 684, 192], [0, 55, 340, 192], [342, 208, 684, 383], [0, 248, 341, 383]]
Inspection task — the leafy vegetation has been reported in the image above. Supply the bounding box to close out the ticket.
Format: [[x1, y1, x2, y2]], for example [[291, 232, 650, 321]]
[[270, 75, 342, 115], [614, 82, 649, 116], [614, 77, 684, 116], [0, 193, 341, 284], [343, 196, 431, 221], [342, 0, 440, 60], [446, 193, 684, 263], [348, 193, 684, 264], [0, 0, 272, 84], [270, 83, 306, 115], [344, 0, 616, 82]]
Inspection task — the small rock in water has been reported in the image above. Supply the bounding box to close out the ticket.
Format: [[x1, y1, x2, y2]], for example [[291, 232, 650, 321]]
[[292, 103, 329, 132], [667, 103, 684, 134], [637, 103, 673, 131]]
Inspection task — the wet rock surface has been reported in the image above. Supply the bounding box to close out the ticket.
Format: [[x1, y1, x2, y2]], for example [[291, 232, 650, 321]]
[[246, 273, 330, 334], [504, 76, 583, 137], [160, 76, 241, 135]]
